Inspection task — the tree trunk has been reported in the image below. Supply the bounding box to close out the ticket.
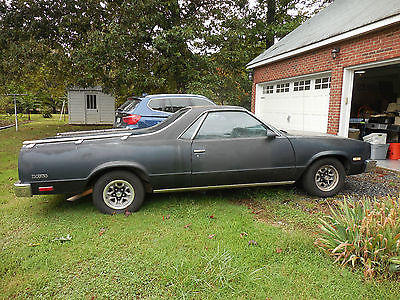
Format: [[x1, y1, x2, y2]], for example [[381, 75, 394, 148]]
[[266, 0, 276, 49]]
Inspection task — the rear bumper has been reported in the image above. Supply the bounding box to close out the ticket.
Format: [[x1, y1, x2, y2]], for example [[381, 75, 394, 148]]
[[14, 182, 32, 197]]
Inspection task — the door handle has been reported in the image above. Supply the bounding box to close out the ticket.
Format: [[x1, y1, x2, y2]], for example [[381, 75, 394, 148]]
[[193, 149, 206, 154]]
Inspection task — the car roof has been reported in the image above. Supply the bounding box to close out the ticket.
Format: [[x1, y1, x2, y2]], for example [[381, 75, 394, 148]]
[[188, 105, 247, 113]]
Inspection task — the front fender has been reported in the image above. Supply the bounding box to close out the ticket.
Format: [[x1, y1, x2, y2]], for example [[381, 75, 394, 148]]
[[305, 151, 350, 170]]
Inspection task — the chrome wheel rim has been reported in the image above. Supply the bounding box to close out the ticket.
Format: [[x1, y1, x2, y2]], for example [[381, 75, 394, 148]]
[[103, 180, 135, 210], [315, 165, 339, 192]]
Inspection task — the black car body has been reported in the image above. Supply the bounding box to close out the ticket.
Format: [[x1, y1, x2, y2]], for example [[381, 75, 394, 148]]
[[15, 106, 372, 214]]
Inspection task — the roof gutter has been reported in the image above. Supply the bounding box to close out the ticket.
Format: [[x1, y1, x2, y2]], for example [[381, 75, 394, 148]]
[[246, 14, 400, 69]]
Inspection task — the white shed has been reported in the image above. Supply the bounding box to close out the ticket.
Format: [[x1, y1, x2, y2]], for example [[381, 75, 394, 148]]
[[67, 86, 115, 125]]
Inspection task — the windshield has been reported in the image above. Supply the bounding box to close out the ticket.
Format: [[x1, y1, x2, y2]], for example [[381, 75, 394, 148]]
[[130, 107, 191, 135], [118, 98, 141, 111]]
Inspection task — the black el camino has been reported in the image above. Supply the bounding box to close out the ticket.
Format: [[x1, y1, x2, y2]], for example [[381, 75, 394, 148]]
[[14, 106, 373, 214]]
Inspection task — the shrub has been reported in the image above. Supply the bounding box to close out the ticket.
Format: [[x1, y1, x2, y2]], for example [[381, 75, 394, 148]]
[[315, 197, 400, 278], [41, 107, 52, 118]]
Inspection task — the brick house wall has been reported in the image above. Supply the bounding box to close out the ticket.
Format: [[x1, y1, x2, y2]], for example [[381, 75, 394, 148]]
[[251, 23, 400, 134]]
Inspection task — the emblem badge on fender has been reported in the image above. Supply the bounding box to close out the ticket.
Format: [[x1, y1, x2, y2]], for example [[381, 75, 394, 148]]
[[32, 174, 48, 179]]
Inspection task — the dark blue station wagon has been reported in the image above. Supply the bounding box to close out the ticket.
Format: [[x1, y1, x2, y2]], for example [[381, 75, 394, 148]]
[[114, 94, 216, 129]]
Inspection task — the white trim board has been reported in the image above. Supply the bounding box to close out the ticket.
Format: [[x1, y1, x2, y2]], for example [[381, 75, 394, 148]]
[[255, 71, 332, 85], [247, 14, 400, 69], [338, 57, 400, 137]]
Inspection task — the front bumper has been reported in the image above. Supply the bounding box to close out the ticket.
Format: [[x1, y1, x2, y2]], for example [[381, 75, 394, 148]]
[[14, 182, 32, 197]]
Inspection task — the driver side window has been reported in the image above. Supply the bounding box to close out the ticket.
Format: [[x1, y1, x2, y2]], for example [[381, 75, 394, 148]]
[[195, 111, 267, 140]]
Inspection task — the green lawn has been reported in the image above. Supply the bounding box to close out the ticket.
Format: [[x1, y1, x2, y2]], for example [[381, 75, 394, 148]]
[[0, 116, 399, 299]]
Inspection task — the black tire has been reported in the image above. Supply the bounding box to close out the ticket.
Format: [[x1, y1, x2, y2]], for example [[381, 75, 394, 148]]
[[93, 170, 145, 214], [301, 158, 345, 197]]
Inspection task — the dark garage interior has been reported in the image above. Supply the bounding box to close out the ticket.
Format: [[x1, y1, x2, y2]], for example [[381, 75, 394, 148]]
[[350, 64, 400, 120], [349, 63, 400, 159]]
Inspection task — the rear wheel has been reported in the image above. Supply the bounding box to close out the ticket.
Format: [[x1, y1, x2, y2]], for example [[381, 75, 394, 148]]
[[302, 158, 345, 197], [93, 170, 145, 214]]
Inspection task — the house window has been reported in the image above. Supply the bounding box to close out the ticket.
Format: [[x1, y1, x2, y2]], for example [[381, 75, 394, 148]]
[[262, 85, 274, 94], [86, 95, 97, 109], [315, 77, 331, 89], [293, 80, 311, 91], [276, 83, 289, 93]]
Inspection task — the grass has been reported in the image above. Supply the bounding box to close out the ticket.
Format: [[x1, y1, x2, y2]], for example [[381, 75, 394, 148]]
[[1, 115, 400, 299]]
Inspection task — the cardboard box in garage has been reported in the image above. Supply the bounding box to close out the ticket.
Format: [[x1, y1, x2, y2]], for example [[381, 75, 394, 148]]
[[387, 102, 400, 112], [348, 128, 360, 140]]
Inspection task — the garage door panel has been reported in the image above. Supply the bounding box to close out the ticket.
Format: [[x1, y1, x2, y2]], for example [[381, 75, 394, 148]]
[[303, 114, 328, 132], [259, 111, 286, 128], [286, 113, 304, 131], [261, 96, 303, 113], [303, 95, 330, 114], [286, 97, 303, 112], [257, 75, 331, 133], [262, 112, 303, 131]]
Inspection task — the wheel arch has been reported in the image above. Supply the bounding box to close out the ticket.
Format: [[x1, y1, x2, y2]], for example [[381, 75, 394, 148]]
[[301, 152, 351, 178], [86, 162, 152, 192]]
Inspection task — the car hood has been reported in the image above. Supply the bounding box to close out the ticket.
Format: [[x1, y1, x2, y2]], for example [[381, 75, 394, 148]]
[[283, 130, 341, 138]]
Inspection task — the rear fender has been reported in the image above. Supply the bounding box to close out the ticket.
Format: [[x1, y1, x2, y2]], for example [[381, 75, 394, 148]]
[[86, 161, 150, 187]]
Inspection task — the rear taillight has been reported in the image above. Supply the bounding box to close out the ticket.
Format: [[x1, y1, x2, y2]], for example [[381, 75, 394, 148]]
[[122, 114, 141, 125], [38, 186, 54, 192]]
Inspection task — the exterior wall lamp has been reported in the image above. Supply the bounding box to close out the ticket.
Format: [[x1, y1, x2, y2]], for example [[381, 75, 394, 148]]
[[248, 70, 254, 81], [331, 47, 340, 59]]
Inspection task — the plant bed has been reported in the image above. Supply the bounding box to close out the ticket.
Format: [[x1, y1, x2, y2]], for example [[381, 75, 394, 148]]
[[316, 196, 400, 279]]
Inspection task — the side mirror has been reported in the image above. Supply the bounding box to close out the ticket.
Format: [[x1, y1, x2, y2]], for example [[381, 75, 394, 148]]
[[266, 130, 277, 139]]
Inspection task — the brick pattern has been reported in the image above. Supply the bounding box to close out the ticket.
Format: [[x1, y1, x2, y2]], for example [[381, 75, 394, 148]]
[[252, 24, 400, 134]]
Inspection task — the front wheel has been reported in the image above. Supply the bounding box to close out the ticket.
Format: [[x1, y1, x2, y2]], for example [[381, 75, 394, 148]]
[[93, 170, 145, 214], [301, 158, 345, 197]]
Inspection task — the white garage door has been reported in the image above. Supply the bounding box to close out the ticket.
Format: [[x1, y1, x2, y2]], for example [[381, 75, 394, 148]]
[[255, 74, 331, 133]]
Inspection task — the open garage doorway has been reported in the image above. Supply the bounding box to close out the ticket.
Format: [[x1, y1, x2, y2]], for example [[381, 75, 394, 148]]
[[348, 63, 400, 141], [345, 62, 400, 163], [351, 64, 399, 123]]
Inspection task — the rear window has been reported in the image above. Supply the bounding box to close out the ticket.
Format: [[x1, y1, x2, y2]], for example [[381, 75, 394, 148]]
[[118, 98, 141, 111]]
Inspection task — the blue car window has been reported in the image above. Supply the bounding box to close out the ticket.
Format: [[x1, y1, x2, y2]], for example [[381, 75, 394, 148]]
[[118, 98, 141, 111], [124, 99, 141, 111], [195, 111, 267, 140], [168, 98, 191, 113], [149, 98, 171, 112]]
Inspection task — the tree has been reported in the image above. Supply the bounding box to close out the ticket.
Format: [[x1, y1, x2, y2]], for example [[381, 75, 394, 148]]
[[186, 0, 308, 107], [18, 95, 37, 120], [0, 0, 331, 111]]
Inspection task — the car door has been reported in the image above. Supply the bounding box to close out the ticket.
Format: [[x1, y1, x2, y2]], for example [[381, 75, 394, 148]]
[[190, 111, 296, 187]]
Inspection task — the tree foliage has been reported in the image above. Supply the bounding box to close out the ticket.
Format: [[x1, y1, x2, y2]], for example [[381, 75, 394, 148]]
[[0, 0, 331, 110]]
